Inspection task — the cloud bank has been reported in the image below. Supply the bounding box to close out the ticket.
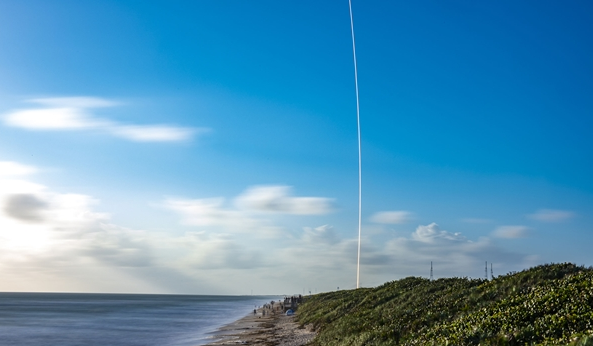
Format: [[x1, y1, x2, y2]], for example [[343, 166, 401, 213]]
[[0, 160, 536, 294], [3, 97, 204, 142]]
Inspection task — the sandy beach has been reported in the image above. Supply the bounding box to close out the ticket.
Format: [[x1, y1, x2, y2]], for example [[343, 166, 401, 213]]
[[203, 304, 316, 346]]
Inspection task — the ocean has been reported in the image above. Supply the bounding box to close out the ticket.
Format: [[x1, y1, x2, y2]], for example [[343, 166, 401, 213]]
[[0, 292, 277, 346]]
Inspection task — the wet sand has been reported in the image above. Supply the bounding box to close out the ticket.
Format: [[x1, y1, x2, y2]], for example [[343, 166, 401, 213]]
[[203, 306, 316, 346]]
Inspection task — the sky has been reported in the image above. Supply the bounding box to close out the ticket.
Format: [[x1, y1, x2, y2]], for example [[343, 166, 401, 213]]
[[0, 0, 592, 295]]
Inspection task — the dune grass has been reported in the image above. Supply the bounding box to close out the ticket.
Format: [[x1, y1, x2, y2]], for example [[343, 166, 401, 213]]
[[297, 263, 593, 346]]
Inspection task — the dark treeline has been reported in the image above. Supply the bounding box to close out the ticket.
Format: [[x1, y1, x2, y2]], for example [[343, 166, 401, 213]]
[[297, 263, 593, 346]]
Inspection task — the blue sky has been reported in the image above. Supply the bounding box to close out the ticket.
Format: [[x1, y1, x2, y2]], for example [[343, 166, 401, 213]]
[[0, 0, 592, 294]]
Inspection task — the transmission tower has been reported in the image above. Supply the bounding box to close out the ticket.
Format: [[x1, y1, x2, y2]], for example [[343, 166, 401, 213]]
[[485, 261, 488, 280], [490, 263, 494, 280], [430, 261, 433, 281]]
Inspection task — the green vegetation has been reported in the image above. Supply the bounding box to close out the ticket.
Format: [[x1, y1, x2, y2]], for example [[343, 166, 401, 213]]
[[297, 263, 593, 346]]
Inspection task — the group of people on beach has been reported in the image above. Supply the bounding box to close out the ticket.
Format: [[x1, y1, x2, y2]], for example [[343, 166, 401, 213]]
[[283, 295, 303, 305], [252, 295, 304, 318], [254, 300, 285, 317]]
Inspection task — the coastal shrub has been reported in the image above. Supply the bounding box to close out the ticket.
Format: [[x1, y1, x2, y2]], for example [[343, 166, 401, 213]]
[[297, 263, 593, 346]]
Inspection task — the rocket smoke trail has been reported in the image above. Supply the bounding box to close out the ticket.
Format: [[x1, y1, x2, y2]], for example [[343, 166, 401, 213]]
[[348, 0, 363, 289]]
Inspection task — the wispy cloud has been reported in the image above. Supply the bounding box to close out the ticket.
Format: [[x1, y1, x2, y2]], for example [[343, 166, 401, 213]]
[[492, 225, 530, 239], [30, 97, 118, 108], [110, 125, 200, 142], [234, 185, 334, 215], [370, 210, 413, 224], [461, 218, 493, 224], [3, 97, 204, 142], [528, 209, 575, 222], [164, 197, 267, 232], [302, 225, 340, 245], [177, 232, 264, 270]]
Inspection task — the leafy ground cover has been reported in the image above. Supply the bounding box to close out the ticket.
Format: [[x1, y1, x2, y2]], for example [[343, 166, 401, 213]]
[[297, 263, 593, 346]]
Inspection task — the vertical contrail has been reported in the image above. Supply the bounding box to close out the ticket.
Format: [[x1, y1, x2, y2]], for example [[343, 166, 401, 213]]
[[348, 0, 362, 289]]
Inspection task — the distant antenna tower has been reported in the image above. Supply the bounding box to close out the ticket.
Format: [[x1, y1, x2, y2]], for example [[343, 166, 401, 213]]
[[485, 261, 488, 280], [490, 263, 494, 280], [430, 261, 433, 281]]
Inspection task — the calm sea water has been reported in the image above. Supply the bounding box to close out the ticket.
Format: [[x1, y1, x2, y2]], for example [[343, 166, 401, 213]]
[[0, 293, 277, 346]]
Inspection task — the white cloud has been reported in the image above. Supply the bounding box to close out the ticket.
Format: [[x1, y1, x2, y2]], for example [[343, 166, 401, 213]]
[[234, 185, 334, 215], [3, 96, 202, 142], [492, 225, 530, 239], [411, 223, 465, 243], [0, 161, 37, 176], [5, 107, 107, 130], [528, 209, 575, 222], [370, 210, 412, 224]]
